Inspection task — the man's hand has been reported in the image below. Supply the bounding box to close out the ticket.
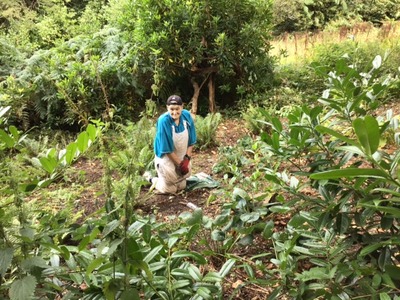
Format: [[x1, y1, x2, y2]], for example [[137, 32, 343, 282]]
[[179, 156, 190, 175]]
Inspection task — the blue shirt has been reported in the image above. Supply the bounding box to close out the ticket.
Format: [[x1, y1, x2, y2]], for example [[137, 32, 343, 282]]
[[154, 109, 196, 158]]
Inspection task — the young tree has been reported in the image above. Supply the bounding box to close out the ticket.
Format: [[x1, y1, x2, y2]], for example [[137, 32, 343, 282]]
[[115, 0, 274, 114]]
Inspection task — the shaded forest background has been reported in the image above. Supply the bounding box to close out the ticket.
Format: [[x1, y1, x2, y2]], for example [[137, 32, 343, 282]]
[[1, 0, 400, 129]]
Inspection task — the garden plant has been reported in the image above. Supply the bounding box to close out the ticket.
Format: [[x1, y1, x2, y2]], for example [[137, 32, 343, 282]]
[[1, 1, 400, 300]]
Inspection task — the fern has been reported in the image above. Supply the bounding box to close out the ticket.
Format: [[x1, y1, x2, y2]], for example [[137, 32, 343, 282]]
[[110, 117, 155, 174], [195, 112, 222, 150]]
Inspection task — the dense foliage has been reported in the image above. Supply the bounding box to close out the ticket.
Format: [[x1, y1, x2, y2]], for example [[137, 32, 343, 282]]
[[272, 0, 400, 34], [2, 0, 400, 299], [0, 0, 274, 128], [112, 0, 274, 114], [2, 0, 400, 128], [2, 49, 400, 299]]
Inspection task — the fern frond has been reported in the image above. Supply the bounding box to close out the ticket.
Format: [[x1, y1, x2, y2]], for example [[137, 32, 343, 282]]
[[195, 112, 222, 149]]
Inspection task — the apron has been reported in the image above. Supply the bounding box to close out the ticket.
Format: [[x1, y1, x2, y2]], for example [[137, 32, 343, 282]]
[[154, 120, 191, 194]]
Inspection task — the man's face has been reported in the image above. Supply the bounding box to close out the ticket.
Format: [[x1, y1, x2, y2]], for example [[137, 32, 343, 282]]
[[167, 105, 183, 120]]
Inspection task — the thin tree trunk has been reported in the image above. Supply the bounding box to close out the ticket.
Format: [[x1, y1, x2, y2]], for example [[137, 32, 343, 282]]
[[208, 72, 216, 113], [191, 77, 200, 115]]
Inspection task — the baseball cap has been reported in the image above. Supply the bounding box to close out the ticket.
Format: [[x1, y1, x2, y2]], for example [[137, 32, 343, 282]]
[[167, 95, 183, 106]]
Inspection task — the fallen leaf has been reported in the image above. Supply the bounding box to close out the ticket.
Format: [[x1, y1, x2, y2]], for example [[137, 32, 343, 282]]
[[232, 279, 243, 289]]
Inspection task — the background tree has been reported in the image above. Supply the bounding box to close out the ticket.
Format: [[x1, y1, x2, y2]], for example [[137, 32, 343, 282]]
[[272, 0, 400, 34], [114, 0, 275, 114]]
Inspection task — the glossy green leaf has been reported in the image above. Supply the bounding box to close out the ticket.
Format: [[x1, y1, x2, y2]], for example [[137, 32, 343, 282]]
[[203, 271, 222, 283], [238, 234, 253, 246], [264, 174, 281, 184], [243, 264, 255, 278], [372, 188, 400, 197], [378, 247, 391, 270], [64, 142, 78, 165], [232, 187, 250, 201], [39, 156, 57, 174], [86, 123, 97, 141], [143, 245, 163, 263], [168, 235, 179, 249], [315, 125, 358, 146], [78, 227, 100, 251], [335, 212, 350, 234], [9, 126, 19, 140], [196, 287, 212, 299], [142, 224, 152, 243], [20, 227, 35, 241], [188, 265, 202, 281], [353, 116, 380, 155], [127, 220, 146, 236], [262, 220, 275, 239], [269, 206, 291, 213], [360, 203, 400, 218], [310, 168, 388, 180], [380, 215, 393, 230], [86, 257, 106, 275], [219, 258, 235, 277], [171, 279, 191, 290], [0, 129, 15, 147], [105, 239, 123, 256], [171, 250, 206, 265], [271, 117, 283, 133], [77, 131, 90, 152], [70, 273, 83, 284], [382, 273, 397, 288], [359, 242, 386, 257], [267, 287, 283, 300], [337, 145, 365, 156], [271, 132, 280, 151], [102, 220, 120, 237], [240, 212, 260, 223], [379, 293, 391, 300], [372, 273, 381, 288]]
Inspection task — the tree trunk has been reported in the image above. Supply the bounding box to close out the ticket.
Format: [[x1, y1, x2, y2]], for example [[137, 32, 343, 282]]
[[208, 72, 216, 113], [190, 77, 200, 116]]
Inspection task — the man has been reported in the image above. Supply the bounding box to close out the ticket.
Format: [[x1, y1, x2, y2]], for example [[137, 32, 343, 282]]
[[149, 95, 197, 194]]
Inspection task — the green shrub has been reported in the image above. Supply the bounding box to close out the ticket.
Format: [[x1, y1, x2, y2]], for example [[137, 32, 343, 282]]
[[272, 0, 400, 34], [195, 113, 222, 150], [255, 53, 400, 298], [242, 104, 271, 135], [109, 117, 155, 175]]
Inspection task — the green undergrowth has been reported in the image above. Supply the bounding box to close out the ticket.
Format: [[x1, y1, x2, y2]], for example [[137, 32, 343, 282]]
[[2, 51, 400, 299]]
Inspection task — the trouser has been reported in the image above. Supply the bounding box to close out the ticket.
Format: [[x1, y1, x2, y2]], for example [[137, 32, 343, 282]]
[[154, 157, 190, 194]]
